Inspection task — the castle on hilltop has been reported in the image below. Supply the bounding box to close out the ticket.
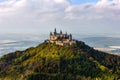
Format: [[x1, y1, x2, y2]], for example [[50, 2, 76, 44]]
[[45, 28, 76, 46]]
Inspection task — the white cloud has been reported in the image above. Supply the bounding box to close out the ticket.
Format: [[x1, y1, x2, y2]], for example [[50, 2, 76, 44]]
[[0, 0, 120, 34]]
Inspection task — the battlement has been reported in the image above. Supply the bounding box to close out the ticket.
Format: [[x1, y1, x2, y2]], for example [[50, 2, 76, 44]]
[[45, 28, 76, 46]]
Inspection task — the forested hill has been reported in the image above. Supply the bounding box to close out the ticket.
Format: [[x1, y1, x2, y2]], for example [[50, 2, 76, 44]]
[[0, 41, 120, 80]]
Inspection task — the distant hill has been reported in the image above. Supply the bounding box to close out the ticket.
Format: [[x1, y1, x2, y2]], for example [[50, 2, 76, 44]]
[[82, 37, 120, 48], [0, 41, 120, 80], [111, 49, 120, 54]]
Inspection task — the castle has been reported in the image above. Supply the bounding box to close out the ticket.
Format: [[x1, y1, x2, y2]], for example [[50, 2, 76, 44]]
[[45, 28, 76, 46]]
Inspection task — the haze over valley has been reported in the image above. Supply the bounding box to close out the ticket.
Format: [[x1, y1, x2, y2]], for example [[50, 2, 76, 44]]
[[0, 33, 120, 56]]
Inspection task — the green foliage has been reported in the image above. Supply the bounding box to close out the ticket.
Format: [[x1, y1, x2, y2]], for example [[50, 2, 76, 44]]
[[0, 41, 120, 80]]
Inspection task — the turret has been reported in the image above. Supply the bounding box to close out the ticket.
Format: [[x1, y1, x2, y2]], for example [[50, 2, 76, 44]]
[[60, 30, 62, 34], [50, 32, 52, 35]]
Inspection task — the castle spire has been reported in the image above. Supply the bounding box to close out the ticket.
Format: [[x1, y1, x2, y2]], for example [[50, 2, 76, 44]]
[[66, 32, 67, 35], [60, 30, 62, 34], [54, 28, 57, 34]]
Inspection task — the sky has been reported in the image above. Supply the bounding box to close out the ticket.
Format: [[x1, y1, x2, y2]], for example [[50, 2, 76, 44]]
[[69, 0, 99, 4], [0, 0, 120, 35]]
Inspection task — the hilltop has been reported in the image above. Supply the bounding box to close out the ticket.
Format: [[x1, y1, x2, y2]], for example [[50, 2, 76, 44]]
[[0, 40, 120, 80]]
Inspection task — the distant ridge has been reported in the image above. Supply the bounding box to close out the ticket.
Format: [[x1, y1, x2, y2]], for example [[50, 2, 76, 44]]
[[82, 37, 120, 47]]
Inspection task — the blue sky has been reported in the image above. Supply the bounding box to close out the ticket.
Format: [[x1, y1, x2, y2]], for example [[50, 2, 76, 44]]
[[0, 0, 5, 2], [0, 0, 99, 4], [69, 0, 99, 5]]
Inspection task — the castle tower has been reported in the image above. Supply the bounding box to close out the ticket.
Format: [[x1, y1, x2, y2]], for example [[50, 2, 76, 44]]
[[50, 32, 52, 41], [65, 32, 67, 37], [60, 30, 62, 34], [54, 28, 57, 35]]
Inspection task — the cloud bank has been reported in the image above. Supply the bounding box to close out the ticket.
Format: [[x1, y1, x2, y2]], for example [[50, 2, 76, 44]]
[[0, 0, 120, 34]]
